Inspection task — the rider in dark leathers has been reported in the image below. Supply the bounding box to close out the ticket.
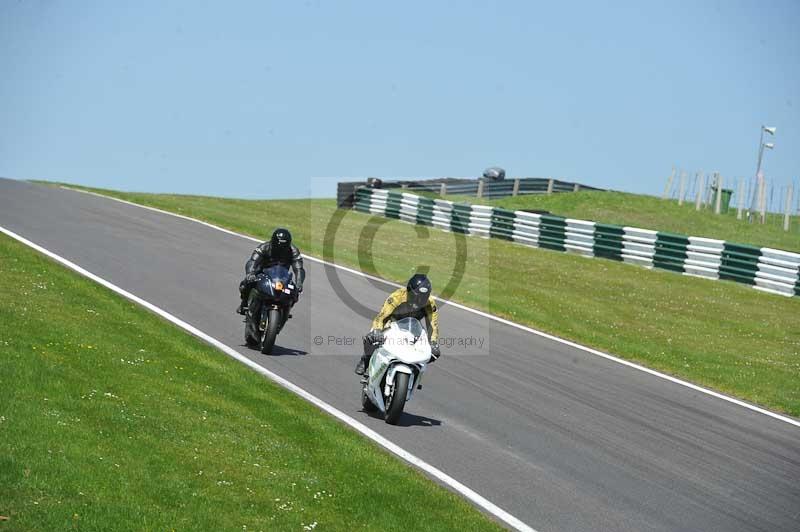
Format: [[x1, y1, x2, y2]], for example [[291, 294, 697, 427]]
[[236, 228, 305, 315]]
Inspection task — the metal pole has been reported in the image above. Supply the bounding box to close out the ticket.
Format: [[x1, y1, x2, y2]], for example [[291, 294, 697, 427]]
[[477, 179, 484, 199], [678, 170, 687, 205], [512, 178, 520, 196], [547, 178, 554, 194], [755, 127, 766, 176], [755, 175, 763, 221], [439, 182, 447, 196], [750, 127, 766, 215], [573, 183, 580, 192], [715, 175, 723, 214], [756, 177, 762, 223], [759, 177, 767, 224]]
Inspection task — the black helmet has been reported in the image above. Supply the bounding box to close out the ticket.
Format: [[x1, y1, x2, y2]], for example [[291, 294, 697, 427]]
[[270, 228, 292, 255], [406, 274, 432, 310]]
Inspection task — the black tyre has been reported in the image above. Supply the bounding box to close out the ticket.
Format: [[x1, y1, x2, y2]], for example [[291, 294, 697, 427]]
[[385, 372, 409, 425], [361, 388, 377, 413], [244, 329, 259, 347], [244, 310, 260, 348], [244, 291, 260, 347], [260, 308, 281, 355]]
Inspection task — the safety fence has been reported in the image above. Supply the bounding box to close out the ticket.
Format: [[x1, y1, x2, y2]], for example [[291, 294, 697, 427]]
[[337, 178, 602, 207], [394, 177, 602, 199], [352, 187, 800, 297]]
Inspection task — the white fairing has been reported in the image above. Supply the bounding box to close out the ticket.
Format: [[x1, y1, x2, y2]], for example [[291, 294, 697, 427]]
[[365, 318, 430, 414]]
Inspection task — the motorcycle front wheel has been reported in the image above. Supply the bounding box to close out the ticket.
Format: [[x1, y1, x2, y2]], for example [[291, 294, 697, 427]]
[[385, 372, 409, 425], [361, 387, 378, 413], [244, 291, 260, 347], [260, 308, 281, 355], [245, 330, 259, 347]]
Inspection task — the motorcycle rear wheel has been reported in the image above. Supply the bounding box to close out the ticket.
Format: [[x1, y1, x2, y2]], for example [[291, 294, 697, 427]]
[[260, 308, 281, 355], [385, 372, 409, 425]]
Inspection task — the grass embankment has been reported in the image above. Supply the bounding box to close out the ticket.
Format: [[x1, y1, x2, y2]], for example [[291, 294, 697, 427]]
[[0, 234, 502, 531], [41, 182, 800, 417], [443, 190, 800, 253]]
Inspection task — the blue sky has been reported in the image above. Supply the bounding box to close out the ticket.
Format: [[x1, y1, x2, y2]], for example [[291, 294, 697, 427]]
[[2, 0, 798, 199]]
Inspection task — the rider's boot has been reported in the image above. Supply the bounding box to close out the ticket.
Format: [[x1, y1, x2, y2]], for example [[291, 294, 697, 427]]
[[354, 354, 369, 375], [237, 280, 249, 315]]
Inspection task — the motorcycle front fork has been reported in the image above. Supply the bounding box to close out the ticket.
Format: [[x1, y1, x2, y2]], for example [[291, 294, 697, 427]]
[[259, 305, 289, 332]]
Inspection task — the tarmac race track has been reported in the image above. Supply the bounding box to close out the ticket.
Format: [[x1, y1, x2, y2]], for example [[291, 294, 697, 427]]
[[1, 178, 798, 532]]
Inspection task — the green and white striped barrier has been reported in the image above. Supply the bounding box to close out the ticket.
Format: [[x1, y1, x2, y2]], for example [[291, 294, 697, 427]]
[[353, 187, 800, 297]]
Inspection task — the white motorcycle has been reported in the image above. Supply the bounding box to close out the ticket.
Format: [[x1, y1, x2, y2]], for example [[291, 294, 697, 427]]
[[361, 317, 430, 425]]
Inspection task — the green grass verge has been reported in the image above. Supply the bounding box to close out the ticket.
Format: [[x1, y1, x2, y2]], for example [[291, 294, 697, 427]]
[[0, 233, 503, 531], [35, 182, 800, 418], [443, 190, 800, 253]]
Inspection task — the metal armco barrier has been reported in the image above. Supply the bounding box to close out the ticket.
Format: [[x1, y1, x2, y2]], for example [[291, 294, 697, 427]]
[[352, 187, 800, 298], [355, 176, 603, 199]]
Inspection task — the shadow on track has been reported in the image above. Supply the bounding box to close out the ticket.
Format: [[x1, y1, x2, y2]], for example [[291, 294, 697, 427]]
[[271, 345, 308, 356], [394, 412, 442, 428], [241, 343, 307, 356], [362, 407, 442, 428]]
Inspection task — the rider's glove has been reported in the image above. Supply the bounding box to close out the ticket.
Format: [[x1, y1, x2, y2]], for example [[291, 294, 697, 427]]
[[366, 329, 384, 345], [245, 273, 258, 283], [429, 341, 441, 362]]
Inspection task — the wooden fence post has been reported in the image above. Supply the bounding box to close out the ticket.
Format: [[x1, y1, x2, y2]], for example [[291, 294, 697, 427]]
[[737, 178, 745, 220], [695, 173, 705, 211], [706, 172, 718, 207], [512, 178, 520, 196], [754, 176, 763, 223], [477, 179, 484, 199], [440, 182, 447, 197], [784, 184, 794, 231], [547, 178, 554, 194], [662, 166, 675, 199], [573, 183, 580, 192]]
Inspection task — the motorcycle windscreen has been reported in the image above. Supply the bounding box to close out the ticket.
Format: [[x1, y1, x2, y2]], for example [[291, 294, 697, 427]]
[[383, 318, 430, 364], [263, 265, 292, 283], [394, 317, 425, 339]]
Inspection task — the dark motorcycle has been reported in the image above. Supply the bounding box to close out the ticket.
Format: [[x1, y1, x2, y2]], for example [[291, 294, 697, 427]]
[[244, 265, 296, 354]]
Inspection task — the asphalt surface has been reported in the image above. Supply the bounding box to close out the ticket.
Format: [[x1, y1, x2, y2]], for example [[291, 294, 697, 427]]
[[2, 178, 799, 532]]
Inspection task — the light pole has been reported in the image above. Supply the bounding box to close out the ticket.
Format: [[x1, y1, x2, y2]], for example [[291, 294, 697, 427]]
[[755, 126, 776, 178], [749, 125, 776, 222]]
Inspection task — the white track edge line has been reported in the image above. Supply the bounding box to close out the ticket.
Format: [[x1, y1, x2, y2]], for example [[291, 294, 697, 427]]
[[0, 224, 537, 532], [58, 186, 800, 429]]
